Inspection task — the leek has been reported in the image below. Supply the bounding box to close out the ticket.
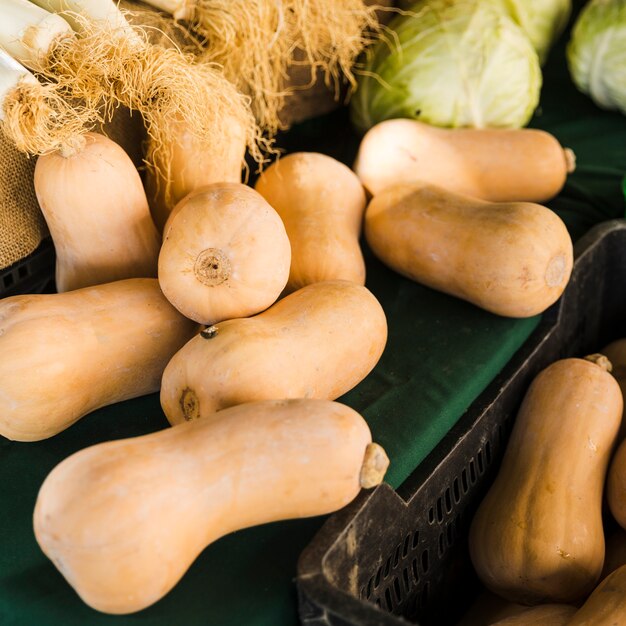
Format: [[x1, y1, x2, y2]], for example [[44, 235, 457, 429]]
[[29, 0, 135, 36], [0, 0, 73, 69], [0, 46, 94, 154], [19, 0, 262, 205]]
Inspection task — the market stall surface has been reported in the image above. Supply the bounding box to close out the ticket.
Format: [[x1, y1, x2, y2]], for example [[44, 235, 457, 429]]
[[1, 8, 625, 626]]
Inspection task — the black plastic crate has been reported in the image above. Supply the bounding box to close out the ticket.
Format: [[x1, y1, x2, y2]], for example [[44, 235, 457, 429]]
[[297, 219, 626, 626], [0, 238, 55, 298]]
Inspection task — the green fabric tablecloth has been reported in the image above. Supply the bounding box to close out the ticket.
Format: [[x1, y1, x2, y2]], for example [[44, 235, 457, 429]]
[[1, 3, 626, 625]]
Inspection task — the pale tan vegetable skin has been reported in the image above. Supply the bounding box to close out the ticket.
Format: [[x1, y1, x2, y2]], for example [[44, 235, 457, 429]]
[[354, 120, 574, 201], [0, 279, 198, 441], [567, 564, 626, 625], [601, 338, 626, 439], [364, 184, 573, 318], [255, 152, 366, 292], [33, 399, 388, 614], [487, 604, 576, 625], [161, 280, 387, 425], [469, 357, 623, 605], [158, 183, 291, 325], [146, 116, 246, 232], [34, 132, 161, 292]]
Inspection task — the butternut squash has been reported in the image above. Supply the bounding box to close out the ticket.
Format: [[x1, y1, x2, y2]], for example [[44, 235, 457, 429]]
[[354, 119, 575, 201], [364, 184, 573, 318], [34, 132, 161, 292], [160, 280, 387, 425], [254, 152, 367, 292], [567, 564, 626, 625], [487, 605, 576, 625], [146, 116, 246, 232], [0, 278, 198, 441], [601, 338, 626, 439], [469, 356, 622, 605], [158, 183, 291, 325], [607, 439, 626, 531], [33, 398, 389, 614]]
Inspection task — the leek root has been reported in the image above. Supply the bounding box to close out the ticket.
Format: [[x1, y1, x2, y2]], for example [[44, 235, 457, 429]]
[[0, 49, 95, 155], [142, 0, 383, 135], [25, 0, 263, 202]]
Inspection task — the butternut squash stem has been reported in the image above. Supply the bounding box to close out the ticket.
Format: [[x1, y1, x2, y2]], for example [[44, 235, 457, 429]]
[[360, 442, 389, 488], [564, 148, 576, 174], [200, 325, 218, 339], [584, 353, 613, 372], [58, 133, 87, 158]]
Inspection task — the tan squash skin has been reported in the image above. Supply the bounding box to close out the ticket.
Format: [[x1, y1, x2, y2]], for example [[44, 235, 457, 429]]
[[601, 339, 626, 440], [160, 280, 387, 425], [33, 399, 389, 614], [254, 152, 367, 292], [469, 357, 623, 605], [567, 564, 626, 625], [146, 116, 246, 232], [487, 604, 576, 625], [0, 279, 198, 441], [34, 132, 161, 292], [365, 184, 573, 318], [354, 119, 575, 201], [158, 183, 291, 325], [607, 439, 626, 531]]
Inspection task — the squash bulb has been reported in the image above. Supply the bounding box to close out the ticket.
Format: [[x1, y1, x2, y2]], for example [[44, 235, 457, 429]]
[[34, 132, 161, 292], [158, 183, 291, 325]]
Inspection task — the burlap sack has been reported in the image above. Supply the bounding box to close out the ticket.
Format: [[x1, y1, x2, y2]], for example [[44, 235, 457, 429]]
[[0, 135, 47, 270], [0, 108, 145, 270]]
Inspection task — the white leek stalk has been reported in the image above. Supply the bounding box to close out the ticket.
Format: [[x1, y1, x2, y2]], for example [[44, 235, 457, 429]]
[[30, 0, 136, 38], [140, 0, 194, 21], [0, 47, 36, 121], [0, 0, 73, 69], [0, 46, 94, 154]]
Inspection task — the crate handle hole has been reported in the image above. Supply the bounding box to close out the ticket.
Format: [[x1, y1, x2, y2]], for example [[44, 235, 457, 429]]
[[453, 478, 461, 503], [436, 497, 444, 523], [411, 558, 419, 583]]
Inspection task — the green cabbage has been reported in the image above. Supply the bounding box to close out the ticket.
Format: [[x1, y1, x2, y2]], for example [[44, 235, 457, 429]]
[[491, 0, 572, 64], [350, 0, 542, 134], [397, 0, 572, 64], [567, 0, 626, 114]]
